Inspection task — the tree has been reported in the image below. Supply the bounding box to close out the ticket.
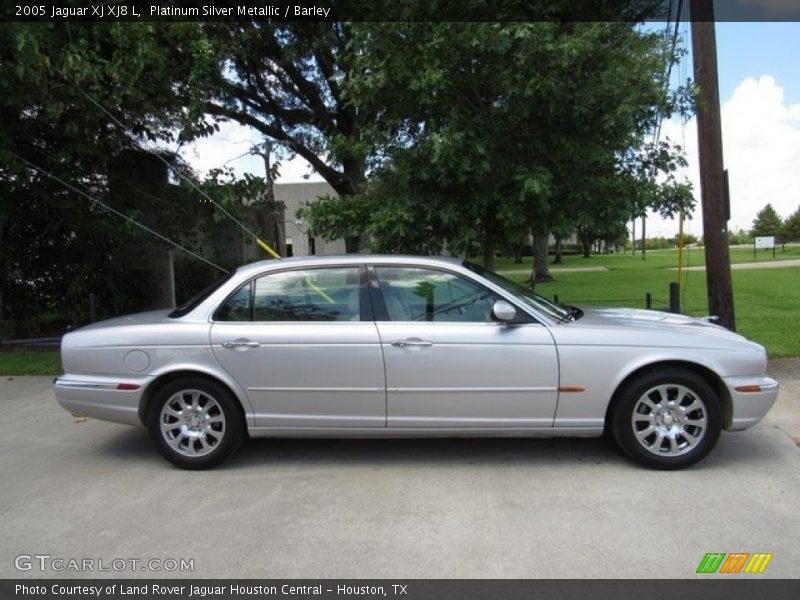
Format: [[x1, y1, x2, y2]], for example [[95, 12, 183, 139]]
[[322, 20, 685, 273], [155, 23, 377, 252], [0, 23, 183, 333], [784, 206, 800, 243], [0, 23, 241, 333], [295, 194, 371, 254], [728, 228, 752, 245], [673, 233, 699, 246], [751, 203, 784, 240]]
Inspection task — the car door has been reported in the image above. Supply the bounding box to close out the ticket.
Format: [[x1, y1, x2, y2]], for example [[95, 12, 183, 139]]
[[210, 265, 386, 428], [371, 265, 559, 428]]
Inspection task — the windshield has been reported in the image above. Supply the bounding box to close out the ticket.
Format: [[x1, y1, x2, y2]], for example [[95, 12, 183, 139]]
[[463, 262, 572, 322], [169, 271, 234, 318]]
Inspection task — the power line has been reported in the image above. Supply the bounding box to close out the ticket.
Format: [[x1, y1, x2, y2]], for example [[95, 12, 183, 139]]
[[10, 152, 227, 274], [221, 148, 258, 167], [651, 0, 684, 153], [71, 84, 281, 259]]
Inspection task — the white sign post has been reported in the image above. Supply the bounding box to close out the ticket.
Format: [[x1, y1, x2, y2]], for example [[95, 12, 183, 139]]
[[754, 236, 776, 259]]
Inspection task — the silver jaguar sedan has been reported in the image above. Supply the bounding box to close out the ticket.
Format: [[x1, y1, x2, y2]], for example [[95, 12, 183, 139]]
[[54, 255, 778, 470]]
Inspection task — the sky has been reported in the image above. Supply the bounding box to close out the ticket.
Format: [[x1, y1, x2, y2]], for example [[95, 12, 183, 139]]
[[652, 20, 800, 239], [180, 21, 800, 240]]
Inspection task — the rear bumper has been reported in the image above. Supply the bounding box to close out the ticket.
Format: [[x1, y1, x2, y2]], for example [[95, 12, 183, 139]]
[[54, 375, 151, 426], [724, 375, 780, 431]]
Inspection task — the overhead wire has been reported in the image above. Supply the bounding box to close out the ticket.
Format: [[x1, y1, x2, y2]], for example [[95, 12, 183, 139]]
[[71, 84, 281, 259], [10, 152, 227, 273], [220, 147, 258, 167], [637, 2, 681, 254], [650, 0, 675, 151], [651, 0, 684, 156]]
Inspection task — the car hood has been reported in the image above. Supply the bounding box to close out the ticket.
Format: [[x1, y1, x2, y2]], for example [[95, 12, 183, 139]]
[[579, 306, 726, 330], [571, 306, 752, 344]]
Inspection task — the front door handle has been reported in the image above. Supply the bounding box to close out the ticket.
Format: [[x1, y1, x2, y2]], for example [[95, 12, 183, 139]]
[[222, 340, 261, 349], [391, 339, 433, 348]]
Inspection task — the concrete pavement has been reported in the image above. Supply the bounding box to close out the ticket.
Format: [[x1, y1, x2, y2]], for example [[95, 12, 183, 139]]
[[673, 258, 800, 271], [1, 366, 798, 579]]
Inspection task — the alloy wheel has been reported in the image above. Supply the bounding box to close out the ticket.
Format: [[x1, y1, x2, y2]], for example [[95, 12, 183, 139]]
[[630, 384, 708, 457], [159, 389, 226, 457]]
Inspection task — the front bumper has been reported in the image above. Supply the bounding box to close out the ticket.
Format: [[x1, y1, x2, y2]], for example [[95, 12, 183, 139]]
[[724, 375, 780, 431], [54, 375, 151, 426]]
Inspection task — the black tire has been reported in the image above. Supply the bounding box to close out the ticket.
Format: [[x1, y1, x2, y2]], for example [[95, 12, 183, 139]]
[[611, 368, 722, 470], [147, 377, 245, 469]]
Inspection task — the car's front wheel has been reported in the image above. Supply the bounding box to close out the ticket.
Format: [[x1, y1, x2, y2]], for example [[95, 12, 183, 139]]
[[147, 378, 245, 469], [611, 368, 722, 469]]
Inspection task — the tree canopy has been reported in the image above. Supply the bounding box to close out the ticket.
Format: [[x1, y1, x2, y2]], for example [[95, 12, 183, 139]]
[[784, 206, 800, 243], [1, 23, 226, 334], [750, 203, 784, 243], [2, 15, 696, 334], [301, 21, 694, 271]]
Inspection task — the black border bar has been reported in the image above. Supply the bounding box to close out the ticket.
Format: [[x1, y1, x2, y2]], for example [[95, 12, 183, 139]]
[[3, 579, 800, 600], [4, 0, 800, 23]]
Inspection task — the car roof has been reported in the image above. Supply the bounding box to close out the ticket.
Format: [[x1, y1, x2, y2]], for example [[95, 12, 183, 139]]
[[235, 254, 464, 276]]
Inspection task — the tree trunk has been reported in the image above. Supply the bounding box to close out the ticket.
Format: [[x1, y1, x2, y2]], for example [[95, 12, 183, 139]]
[[0, 215, 6, 332], [342, 157, 367, 195], [483, 240, 495, 272], [580, 236, 592, 258], [553, 237, 563, 264], [513, 245, 523, 264], [482, 215, 496, 272], [531, 233, 552, 283], [631, 218, 636, 254], [256, 141, 285, 257], [338, 157, 367, 255], [345, 237, 360, 254], [641, 214, 647, 261]]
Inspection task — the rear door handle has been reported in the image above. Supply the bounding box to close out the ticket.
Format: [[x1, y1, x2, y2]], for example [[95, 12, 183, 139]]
[[391, 339, 433, 348], [222, 340, 261, 348]]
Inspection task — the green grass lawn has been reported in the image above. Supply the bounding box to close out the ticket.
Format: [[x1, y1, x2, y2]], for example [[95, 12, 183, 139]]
[[0, 348, 62, 376], [494, 245, 800, 358]]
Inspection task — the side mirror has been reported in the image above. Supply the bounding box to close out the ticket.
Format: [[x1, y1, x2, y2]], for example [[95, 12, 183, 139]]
[[492, 299, 517, 323]]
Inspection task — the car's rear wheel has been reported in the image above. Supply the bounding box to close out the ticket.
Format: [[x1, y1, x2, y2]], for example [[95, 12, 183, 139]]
[[611, 368, 722, 469], [147, 378, 245, 469]]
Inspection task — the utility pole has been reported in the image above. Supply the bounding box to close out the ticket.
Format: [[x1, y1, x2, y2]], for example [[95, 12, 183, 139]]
[[690, 0, 735, 330]]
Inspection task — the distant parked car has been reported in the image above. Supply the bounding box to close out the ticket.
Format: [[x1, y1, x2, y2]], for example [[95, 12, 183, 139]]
[[54, 255, 778, 469]]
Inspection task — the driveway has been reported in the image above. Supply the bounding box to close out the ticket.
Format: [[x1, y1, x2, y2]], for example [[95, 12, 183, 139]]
[[1, 363, 798, 579], [673, 258, 800, 271]]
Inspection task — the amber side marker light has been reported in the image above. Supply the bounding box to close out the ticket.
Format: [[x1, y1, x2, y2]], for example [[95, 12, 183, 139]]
[[734, 385, 762, 393], [116, 383, 141, 391], [558, 386, 585, 393]]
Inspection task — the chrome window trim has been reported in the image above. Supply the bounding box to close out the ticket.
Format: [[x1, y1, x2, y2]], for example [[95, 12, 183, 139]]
[[189, 257, 556, 327], [208, 263, 367, 324], [368, 262, 550, 326]]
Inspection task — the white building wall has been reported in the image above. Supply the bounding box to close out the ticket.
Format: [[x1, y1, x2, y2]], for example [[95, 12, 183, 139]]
[[274, 182, 346, 256]]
